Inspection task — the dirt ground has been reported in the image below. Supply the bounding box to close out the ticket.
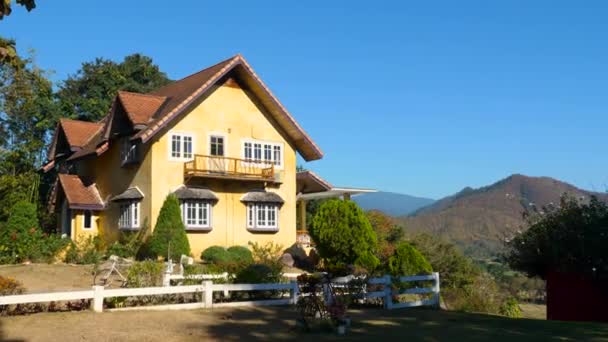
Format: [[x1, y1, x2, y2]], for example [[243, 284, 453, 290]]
[[0, 264, 94, 293], [2, 306, 607, 342], [519, 303, 546, 320]]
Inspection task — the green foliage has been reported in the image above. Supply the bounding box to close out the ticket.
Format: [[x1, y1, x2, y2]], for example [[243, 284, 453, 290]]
[[146, 194, 190, 261], [234, 263, 283, 284], [308, 199, 379, 272], [443, 273, 504, 315], [409, 233, 480, 290], [387, 242, 432, 276], [505, 194, 608, 279], [201, 246, 230, 264], [226, 246, 253, 264], [126, 261, 163, 288], [106, 228, 149, 259], [0, 200, 68, 263], [499, 298, 523, 318], [57, 54, 171, 122], [64, 236, 103, 265], [248, 241, 283, 265]]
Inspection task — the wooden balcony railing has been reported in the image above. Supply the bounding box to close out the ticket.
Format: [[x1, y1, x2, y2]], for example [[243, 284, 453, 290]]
[[184, 154, 275, 182]]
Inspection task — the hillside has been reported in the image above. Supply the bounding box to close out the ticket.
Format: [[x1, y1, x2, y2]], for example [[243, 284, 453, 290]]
[[399, 174, 608, 257], [354, 191, 435, 216]]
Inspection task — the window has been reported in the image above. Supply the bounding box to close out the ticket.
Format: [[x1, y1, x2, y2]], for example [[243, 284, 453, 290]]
[[83, 210, 92, 229], [210, 136, 224, 156], [119, 201, 140, 229], [242, 140, 283, 167], [121, 139, 138, 165], [246, 203, 279, 230], [181, 200, 211, 229], [169, 133, 194, 160]]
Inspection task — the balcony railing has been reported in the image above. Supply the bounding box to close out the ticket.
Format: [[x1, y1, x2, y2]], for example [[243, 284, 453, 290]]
[[184, 154, 275, 182]]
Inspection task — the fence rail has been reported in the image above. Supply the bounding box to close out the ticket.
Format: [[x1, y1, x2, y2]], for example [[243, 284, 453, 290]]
[[0, 273, 440, 313]]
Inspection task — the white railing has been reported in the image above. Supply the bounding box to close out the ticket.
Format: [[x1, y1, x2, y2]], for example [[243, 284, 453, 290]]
[[0, 272, 439, 313], [0, 281, 298, 313], [365, 273, 440, 309]]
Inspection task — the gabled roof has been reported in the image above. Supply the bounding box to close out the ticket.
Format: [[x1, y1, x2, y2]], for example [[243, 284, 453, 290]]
[[117, 91, 167, 126], [296, 170, 333, 194], [59, 118, 104, 148], [49, 54, 323, 165], [133, 54, 323, 161], [57, 174, 105, 210]]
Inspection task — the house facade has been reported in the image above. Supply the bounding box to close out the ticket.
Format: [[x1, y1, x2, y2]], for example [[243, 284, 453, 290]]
[[44, 54, 323, 258]]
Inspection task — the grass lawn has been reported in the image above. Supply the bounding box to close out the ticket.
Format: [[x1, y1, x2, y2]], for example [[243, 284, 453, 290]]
[[2, 306, 607, 342]]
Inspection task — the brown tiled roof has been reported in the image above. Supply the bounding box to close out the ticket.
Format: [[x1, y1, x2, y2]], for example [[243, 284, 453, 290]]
[[133, 54, 323, 161], [59, 118, 103, 149], [57, 54, 323, 163], [117, 91, 166, 125], [57, 174, 105, 210]]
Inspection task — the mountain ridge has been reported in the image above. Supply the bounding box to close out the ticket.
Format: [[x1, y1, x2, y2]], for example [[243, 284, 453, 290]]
[[398, 174, 608, 257]]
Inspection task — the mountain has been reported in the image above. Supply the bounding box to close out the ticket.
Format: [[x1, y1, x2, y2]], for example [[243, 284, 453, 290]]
[[354, 191, 435, 216], [399, 174, 608, 257]]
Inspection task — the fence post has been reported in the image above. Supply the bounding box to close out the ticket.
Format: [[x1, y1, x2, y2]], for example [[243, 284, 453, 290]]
[[290, 280, 299, 305], [433, 272, 441, 308], [382, 274, 393, 310], [203, 281, 213, 309], [91, 286, 104, 313]]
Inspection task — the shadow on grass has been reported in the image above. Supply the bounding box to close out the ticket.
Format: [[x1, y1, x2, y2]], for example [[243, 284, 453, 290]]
[[187, 306, 608, 341]]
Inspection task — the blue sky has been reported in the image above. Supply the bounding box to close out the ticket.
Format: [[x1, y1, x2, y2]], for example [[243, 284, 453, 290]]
[[3, 1, 608, 198]]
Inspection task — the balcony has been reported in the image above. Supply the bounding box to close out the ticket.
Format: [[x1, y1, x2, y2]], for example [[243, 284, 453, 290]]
[[184, 154, 277, 183]]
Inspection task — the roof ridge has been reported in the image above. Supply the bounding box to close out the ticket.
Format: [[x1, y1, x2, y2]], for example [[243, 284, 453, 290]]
[[117, 90, 167, 100], [59, 117, 103, 127], [148, 54, 240, 95]]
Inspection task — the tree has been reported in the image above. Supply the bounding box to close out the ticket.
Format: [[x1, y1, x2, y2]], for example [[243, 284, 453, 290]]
[[309, 199, 379, 272], [0, 45, 58, 224], [0, 0, 35, 20], [387, 241, 432, 276], [505, 194, 608, 279], [57, 54, 171, 122], [146, 194, 190, 261], [366, 210, 403, 262], [409, 233, 480, 290]]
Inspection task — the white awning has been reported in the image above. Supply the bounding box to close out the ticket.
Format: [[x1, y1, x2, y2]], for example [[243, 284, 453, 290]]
[[297, 187, 376, 201]]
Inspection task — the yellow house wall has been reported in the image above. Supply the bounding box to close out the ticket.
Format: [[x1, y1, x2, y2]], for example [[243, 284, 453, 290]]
[[76, 136, 153, 244], [149, 81, 297, 258], [70, 210, 100, 242]]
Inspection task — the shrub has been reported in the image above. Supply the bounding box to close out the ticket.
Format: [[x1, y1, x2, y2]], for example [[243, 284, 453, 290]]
[[126, 260, 163, 288], [249, 241, 283, 265], [146, 194, 190, 261], [499, 298, 523, 318], [107, 227, 150, 259], [387, 242, 432, 276], [0, 275, 24, 296], [64, 236, 103, 265], [234, 263, 283, 284], [227, 246, 253, 264], [409, 233, 480, 290], [308, 199, 379, 272], [201, 246, 230, 264], [366, 210, 404, 262]]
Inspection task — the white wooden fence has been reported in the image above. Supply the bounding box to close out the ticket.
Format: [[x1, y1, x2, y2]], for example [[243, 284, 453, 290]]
[[0, 272, 440, 313]]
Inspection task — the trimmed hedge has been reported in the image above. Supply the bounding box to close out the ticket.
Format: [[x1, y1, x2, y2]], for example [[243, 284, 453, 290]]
[[226, 246, 253, 264], [201, 246, 231, 264]]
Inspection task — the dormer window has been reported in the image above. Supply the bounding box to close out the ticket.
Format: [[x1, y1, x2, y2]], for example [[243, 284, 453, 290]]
[[121, 139, 139, 166]]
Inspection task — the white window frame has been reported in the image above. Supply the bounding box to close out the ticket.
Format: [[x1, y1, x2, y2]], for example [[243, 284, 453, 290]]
[[208, 132, 227, 157], [241, 139, 284, 169], [119, 201, 140, 230], [246, 203, 279, 231], [82, 210, 93, 230], [180, 200, 212, 230], [168, 132, 195, 161]]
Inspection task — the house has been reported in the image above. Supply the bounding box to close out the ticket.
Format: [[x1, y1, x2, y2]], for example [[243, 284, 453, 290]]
[[42, 54, 327, 258]]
